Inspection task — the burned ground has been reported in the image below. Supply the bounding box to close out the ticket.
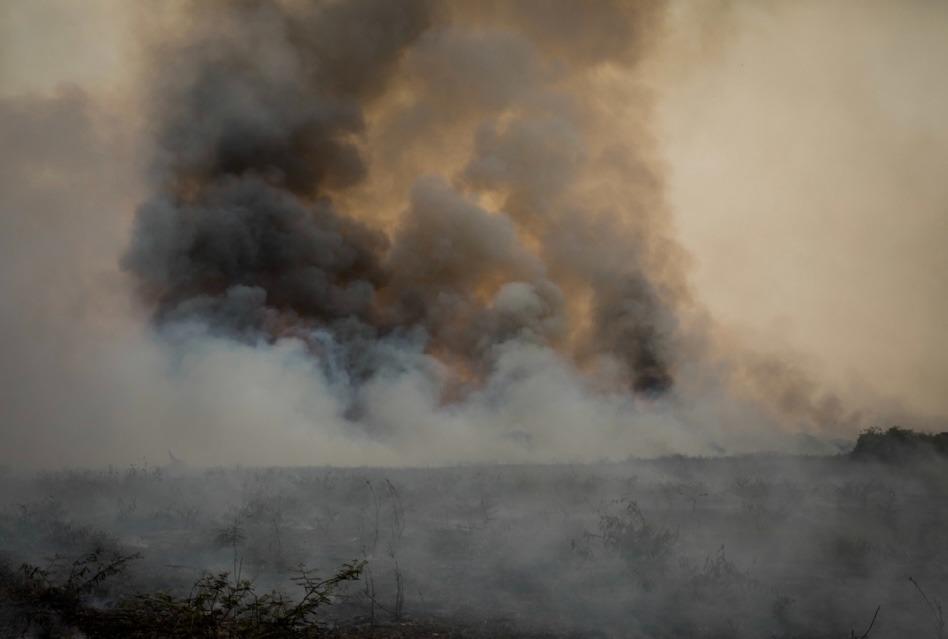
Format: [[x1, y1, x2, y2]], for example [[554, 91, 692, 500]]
[[2, 434, 946, 638]]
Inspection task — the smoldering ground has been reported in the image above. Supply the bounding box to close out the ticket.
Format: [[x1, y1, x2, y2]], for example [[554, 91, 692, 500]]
[[3, 447, 948, 637]]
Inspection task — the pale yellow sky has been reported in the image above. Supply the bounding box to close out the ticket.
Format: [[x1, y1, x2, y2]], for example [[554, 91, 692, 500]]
[[656, 1, 948, 417], [0, 0, 137, 97]]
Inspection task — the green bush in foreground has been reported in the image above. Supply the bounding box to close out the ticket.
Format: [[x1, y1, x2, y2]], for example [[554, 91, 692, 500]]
[[0, 548, 364, 638]]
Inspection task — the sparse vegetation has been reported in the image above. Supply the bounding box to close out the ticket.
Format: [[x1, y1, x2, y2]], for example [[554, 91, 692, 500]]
[[1, 430, 946, 638], [594, 498, 677, 584], [0, 550, 364, 638]]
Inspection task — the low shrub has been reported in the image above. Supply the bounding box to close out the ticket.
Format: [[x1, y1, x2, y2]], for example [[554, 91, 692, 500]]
[[0, 548, 364, 638]]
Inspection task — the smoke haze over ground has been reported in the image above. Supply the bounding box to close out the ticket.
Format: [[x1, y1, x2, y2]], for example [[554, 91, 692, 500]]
[[2, 3, 948, 638], [1, 0, 946, 468]]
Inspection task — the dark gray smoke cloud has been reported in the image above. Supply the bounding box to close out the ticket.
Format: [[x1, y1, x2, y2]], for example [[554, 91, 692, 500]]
[[123, 0, 680, 406]]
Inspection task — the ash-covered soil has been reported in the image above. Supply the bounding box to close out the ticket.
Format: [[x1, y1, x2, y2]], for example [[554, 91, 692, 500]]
[[2, 432, 946, 637]]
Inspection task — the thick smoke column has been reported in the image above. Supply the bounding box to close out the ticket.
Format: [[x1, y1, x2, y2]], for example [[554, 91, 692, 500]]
[[3, 0, 943, 468], [125, 0, 428, 350], [124, 0, 681, 406]]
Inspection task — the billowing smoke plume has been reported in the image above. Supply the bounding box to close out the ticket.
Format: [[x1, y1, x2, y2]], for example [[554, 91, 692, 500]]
[[123, 0, 681, 407], [4, 0, 943, 468]]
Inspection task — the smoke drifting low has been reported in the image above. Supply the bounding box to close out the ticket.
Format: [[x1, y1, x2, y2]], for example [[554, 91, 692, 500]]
[[0, 0, 944, 468]]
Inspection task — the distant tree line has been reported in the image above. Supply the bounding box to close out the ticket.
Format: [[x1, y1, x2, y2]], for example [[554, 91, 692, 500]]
[[851, 427, 948, 463]]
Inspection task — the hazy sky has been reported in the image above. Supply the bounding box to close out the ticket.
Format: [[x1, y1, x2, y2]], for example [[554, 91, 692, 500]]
[[655, 1, 948, 417]]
